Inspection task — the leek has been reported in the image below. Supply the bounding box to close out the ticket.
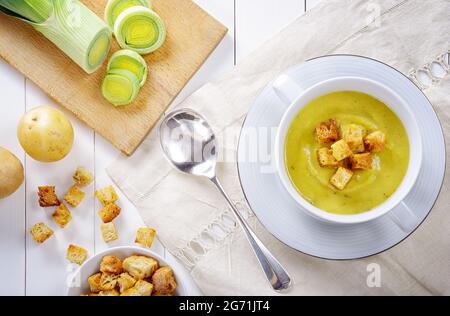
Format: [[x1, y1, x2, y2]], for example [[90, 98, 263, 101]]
[[114, 6, 165, 55], [101, 68, 140, 106], [0, 0, 112, 74], [0, 0, 52, 23], [107, 49, 148, 86], [104, 0, 151, 29]]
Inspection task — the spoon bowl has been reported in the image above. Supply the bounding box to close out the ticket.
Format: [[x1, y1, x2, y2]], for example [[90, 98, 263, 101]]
[[160, 109, 217, 178]]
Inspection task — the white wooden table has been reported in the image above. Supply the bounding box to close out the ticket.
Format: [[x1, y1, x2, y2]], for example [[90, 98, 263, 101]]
[[0, 0, 320, 296]]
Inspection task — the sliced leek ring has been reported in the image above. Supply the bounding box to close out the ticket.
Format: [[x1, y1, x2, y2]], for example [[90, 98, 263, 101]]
[[104, 0, 151, 29], [107, 49, 148, 87], [101, 68, 141, 106], [114, 6, 166, 55]]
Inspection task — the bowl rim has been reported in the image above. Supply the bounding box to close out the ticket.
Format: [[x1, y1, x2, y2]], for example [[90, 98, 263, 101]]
[[274, 76, 423, 224], [65, 245, 187, 296]]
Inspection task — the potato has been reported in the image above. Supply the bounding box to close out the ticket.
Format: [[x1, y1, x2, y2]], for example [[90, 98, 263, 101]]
[[17, 106, 74, 162], [0, 147, 24, 199]]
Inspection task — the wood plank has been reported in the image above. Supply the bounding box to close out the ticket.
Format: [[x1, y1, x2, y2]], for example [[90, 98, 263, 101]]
[[0, 59, 26, 296], [235, 0, 305, 62], [93, 136, 166, 256], [92, 0, 234, 295], [173, 0, 236, 105], [138, 0, 235, 294], [0, 0, 227, 156], [94, 0, 235, 253], [24, 82, 95, 296]]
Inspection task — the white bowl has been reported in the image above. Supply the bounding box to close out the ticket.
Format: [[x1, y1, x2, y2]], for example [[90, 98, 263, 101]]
[[66, 246, 188, 296], [274, 76, 423, 225]]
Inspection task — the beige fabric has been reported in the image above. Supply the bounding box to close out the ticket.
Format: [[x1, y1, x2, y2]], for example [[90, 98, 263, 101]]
[[108, 0, 450, 295]]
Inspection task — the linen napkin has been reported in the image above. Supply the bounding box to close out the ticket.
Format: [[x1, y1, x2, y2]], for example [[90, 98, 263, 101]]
[[108, 0, 450, 295]]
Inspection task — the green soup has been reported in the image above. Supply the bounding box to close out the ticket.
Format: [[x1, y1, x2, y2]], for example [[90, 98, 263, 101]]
[[285, 91, 410, 215]]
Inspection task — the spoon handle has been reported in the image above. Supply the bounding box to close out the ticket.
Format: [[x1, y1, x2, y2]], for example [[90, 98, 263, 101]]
[[210, 176, 292, 292]]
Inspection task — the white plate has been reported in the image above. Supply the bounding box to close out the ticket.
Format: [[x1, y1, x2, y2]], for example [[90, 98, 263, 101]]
[[66, 246, 189, 295], [237, 55, 446, 260]]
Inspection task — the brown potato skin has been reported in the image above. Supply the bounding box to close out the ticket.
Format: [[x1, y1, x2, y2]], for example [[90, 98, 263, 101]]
[[0, 147, 24, 199]]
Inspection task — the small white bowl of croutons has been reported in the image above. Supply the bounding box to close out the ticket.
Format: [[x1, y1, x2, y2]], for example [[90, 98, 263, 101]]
[[66, 246, 187, 296]]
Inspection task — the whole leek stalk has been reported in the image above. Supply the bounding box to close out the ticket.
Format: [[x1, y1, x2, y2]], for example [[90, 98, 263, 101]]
[[0, 0, 112, 74]]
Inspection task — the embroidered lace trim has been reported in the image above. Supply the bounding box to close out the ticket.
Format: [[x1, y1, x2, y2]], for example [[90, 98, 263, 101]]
[[172, 200, 253, 270], [409, 50, 449, 90]]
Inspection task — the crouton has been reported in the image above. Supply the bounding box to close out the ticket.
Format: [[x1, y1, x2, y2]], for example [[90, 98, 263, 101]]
[[101, 223, 118, 243], [364, 131, 386, 153], [133, 280, 154, 296], [98, 203, 121, 223], [121, 280, 153, 296], [315, 119, 340, 144], [135, 227, 157, 248], [123, 255, 159, 280], [52, 203, 72, 228], [331, 140, 353, 161], [64, 185, 85, 207], [342, 124, 366, 153], [330, 167, 354, 190], [30, 222, 54, 244], [95, 186, 118, 207], [66, 244, 88, 265], [316, 148, 342, 168], [38, 186, 60, 207], [73, 166, 93, 187], [350, 153, 373, 170], [341, 158, 352, 169], [117, 273, 137, 293], [119, 288, 140, 296], [152, 267, 177, 295], [88, 273, 102, 293], [99, 273, 119, 291], [100, 255, 123, 275], [98, 289, 120, 296]]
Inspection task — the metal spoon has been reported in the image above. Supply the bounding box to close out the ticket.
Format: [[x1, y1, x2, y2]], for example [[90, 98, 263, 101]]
[[159, 108, 292, 292]]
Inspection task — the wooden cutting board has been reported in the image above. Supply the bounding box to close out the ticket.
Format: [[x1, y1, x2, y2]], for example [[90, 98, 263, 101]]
[[0, 0, 227, 155]]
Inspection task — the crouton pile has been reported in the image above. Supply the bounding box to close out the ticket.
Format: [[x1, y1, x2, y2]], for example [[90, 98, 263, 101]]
[[315, 119, 386, 190], [29, 166, 158, 267], [30, 167, 94, 265], [82, 255, 177, 296], [31, 166, 94, 245], [95, 186, 156, 248], [96, 185, 121, 243]]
